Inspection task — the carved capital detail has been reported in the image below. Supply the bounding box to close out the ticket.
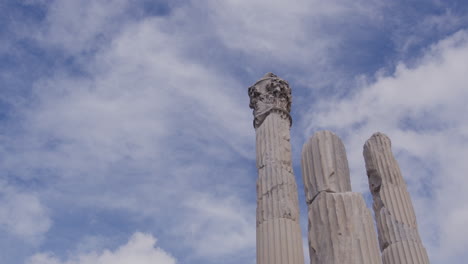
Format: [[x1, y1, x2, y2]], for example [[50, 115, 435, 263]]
[[248, 73, 292, 128]]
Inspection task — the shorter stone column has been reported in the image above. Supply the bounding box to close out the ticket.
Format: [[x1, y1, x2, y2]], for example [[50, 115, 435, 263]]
[[301, 131, 381, 264], [363, 132, 430, 264]]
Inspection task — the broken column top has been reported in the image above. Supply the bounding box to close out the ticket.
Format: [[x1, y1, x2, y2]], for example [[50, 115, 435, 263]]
[[364, 132, 392, 148], [363, 132, 404, 185], [301, 130, 352, 203], [363, 132, 429, 262], [248, 73, 292, 128]]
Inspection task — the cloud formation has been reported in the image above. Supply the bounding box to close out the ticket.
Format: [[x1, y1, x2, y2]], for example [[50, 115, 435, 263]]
[[2, 1, 256, 263], [28, 232, 176, 264], [0, 181, 51, 242], [1, 0, 467, 263]]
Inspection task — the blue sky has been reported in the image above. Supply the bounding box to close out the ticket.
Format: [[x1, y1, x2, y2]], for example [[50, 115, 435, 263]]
[[1, 0, 468, 263]]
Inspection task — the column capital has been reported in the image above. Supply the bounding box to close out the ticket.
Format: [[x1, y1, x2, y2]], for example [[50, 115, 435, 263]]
[[248, 73, 292, 128]]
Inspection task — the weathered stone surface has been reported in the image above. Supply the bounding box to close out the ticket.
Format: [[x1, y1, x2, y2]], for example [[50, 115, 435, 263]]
[[257, 164, 299, 223], [257, 218, 304, 264], [248, 72, 292, 129], [381, 241, 430, 264], [301, 131, 381, 264], [308, 192, 382, 264], [249, 73, 304, 264], [301, 131, 352, 204], [363, 132, 429, 264]]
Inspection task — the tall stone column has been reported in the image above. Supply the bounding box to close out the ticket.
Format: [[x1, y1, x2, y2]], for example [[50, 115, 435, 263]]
[[248, 73, 304, 264], [363, 132, 430, 264], [301, 131, 382, 264]]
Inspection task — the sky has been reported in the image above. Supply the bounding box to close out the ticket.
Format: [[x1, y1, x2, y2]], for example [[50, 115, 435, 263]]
[[1, 0, 468, 263]]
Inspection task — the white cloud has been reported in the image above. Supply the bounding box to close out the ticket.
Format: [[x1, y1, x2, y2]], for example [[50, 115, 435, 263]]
[[2, 5, 253, 185], [206, 0, 338, 57], [302, 30, 468, 263], [1, 3, 256, 262], [0, 181, 51, 243], [178, 194, 255, 259], [204, 0, 385, 88], [206, 0, 375, 59], [34, 0, 129, 54], [391, 7, 468, 56], [27, 232, 176, 264]]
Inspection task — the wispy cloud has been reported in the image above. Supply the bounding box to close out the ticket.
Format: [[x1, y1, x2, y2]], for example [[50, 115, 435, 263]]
[[2, 2, 256, 263], [1, 0, 467, 263], [0, 180, 51, 243], [28, 232, 176, 264]]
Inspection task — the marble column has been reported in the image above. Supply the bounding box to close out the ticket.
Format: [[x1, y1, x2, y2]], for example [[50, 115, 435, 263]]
[[248, 73, 304, 264], [363, 132, 430, 264], [301, 130, 382, 264]]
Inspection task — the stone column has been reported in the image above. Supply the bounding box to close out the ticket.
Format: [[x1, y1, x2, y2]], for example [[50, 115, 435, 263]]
[[301, 131, 382, 264], [248, 73, 304, 264], [363, 132, 430, 264]]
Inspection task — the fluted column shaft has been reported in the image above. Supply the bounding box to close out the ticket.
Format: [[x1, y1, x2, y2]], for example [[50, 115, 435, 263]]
[[363, 133, 430, 264], [302, 131, 382, 264], [249, 73, 304, 264], [256, 111, 304, 264]]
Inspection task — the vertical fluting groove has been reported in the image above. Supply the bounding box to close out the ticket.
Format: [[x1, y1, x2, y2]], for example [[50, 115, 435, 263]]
[[255, 112, 304, 264], [306, 141, 313, 201], [273, 217, 280, 262], [301, 131, 382, 264], [364, 132, 430, 264]]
